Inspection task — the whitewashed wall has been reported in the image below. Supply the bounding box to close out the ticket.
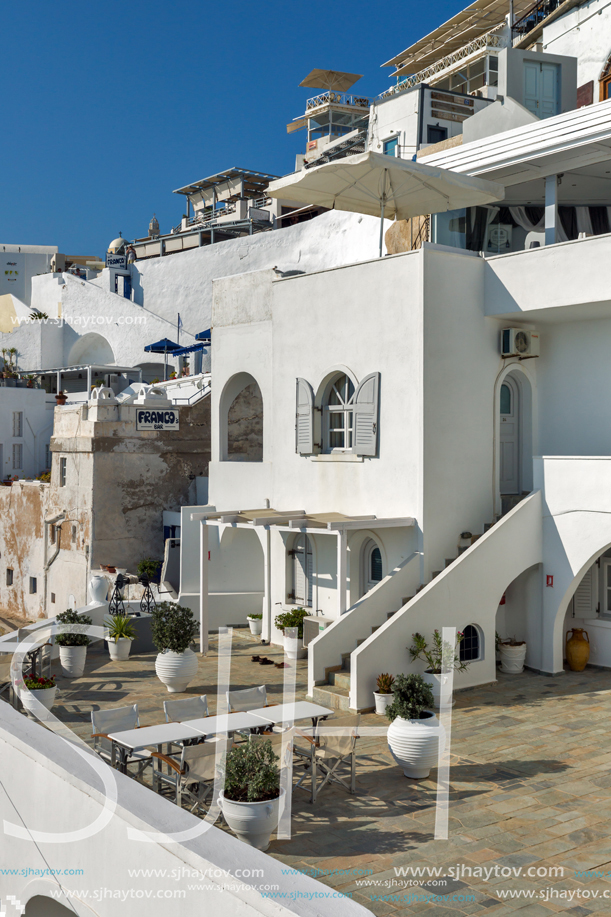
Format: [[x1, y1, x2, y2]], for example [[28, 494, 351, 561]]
[[543, 0, 611, 87]]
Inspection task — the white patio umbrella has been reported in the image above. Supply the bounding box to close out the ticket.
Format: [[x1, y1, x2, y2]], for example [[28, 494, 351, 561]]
[[267, 150, 505, 256]]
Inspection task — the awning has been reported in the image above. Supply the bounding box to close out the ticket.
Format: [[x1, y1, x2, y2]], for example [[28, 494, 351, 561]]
[[191, 508, 415, 530], [195, 329, 211, 341], [173, 342, 207, 356], [144, 338, 182, 354], [299, 69, 363, 92]]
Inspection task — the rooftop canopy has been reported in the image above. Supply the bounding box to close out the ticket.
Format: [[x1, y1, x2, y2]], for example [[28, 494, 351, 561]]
[[191, 508, 415, 530], [173, 167, 280, 200], [144, 338, 182, 354], [382, 0, 533, 77], [299, 69, 363, 92]]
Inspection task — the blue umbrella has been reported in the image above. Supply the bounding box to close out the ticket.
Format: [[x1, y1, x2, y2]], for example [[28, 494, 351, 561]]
[[144, 338, 182, 381]]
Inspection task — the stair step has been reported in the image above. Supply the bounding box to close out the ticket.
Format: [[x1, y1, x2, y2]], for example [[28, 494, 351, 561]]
[[457, 545, 468, 555], [341, 652, 351, 671], [431, 570, 441, 579], [372, 624, 381, 633], [470, 534, 481, 545], [444, 558, 455, 568], [483, 521, 494, 532], [312, 683, 351, 712], [328, 669, 351, 690]]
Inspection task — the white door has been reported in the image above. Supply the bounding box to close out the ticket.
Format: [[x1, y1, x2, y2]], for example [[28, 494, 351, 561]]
[[523, 61, 559, 119], [292, 535, 313, 607], [500, 378, 520, 494]]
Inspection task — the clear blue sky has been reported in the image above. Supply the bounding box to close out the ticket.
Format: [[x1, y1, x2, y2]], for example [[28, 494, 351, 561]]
[[0, 0, 465, 256]]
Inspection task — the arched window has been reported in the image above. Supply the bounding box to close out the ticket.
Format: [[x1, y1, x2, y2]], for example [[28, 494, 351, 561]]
[[324, 373, 355, 452], [361, 538, 383, 595], [220, 372, 263, 462], [290, 534, 313, 607], [460, 624, 482, 662]]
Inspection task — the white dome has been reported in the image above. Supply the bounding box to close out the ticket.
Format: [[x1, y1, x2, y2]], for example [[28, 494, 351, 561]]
[[107, 237, 126, 254]]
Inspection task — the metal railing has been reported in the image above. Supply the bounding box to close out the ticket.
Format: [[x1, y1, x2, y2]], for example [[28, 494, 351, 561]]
[[511, 0, 562, 41], [306, 91, 370, 111], [379, 27, 507, 98]]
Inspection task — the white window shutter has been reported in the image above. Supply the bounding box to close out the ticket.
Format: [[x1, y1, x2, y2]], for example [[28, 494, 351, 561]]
[[352, 372, 380, 456], [295, 377, 315, 455], [574, 566, 597, 617]]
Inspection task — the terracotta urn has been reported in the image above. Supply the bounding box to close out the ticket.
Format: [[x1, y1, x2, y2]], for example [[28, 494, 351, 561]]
[[55, 393, 67, 405], [566, 628, 590, 672]]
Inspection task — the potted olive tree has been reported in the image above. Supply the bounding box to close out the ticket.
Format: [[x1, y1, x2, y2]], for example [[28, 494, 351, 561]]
[[409, 629, 469, 707], [152, 602, 198, 693], [20, 674, 57, 714], [55, 609, 92, 678], [105, 614, 136, 662], [373, 672, 395, 715], [219, 739, 283, 850], [274, 607, 309, 659], [386, 674, 445, 779], [247, 613, 263, 636]]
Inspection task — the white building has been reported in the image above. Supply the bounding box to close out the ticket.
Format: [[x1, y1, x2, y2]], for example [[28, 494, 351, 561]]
[[0, 386, 54, 481]]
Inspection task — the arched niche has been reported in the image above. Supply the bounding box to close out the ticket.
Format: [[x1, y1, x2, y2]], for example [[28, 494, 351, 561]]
[[219, 372, 264, 462]]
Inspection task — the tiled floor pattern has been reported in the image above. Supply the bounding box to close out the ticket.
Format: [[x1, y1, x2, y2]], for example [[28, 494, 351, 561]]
[[37, 631, 611, 915]]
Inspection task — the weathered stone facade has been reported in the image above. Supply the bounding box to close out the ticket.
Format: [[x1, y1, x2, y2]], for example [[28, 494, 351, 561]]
[[226, 382, 264, 461]]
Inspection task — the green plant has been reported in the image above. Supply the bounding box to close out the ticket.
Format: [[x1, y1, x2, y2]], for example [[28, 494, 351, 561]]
[[274, 607, 308, 639], [409, 630, 468, 675], [137, 557, 163, 584], [223, 739, 280, 803], [55, 609, 92, 647], [151, 602, 197, 654], [248, 613, 263, 620], [23, 674, 56, 690], [36, 470, 51, 483], [376, 673, 395, 694], [386, 674, 434, 722], [29, 310, 49, 320], [104, 614, 136, 643], [150, 377, 161, 384]]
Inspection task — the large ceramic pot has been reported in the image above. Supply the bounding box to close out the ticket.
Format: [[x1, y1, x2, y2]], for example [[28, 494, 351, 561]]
[[387, 712, 444, 779], [374, 692, 393, 716], [566, 628, 590, 672], [284, 634, 307, 660], [219, 788, 284, 850], [155, 648, 198, 693], [499, 642, 526, 674], [247, 616, 263, 636], [108, 638, 133, 662], [422, 671, 455, 708], [59, 646, 88, 678], [88, 573, 108, 604], [20, 686, 57, 714]]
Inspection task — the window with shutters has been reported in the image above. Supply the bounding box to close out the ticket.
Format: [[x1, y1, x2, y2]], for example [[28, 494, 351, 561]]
[[12, 412, 23, 438], [573, 563, 599, 617], [12, 444, 23, 469], [324, 374, 355, 452], [290, 534, 313, 607]]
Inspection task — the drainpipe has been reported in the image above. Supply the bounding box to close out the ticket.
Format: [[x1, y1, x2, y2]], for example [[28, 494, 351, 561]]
[[43, 512, 65, 617]]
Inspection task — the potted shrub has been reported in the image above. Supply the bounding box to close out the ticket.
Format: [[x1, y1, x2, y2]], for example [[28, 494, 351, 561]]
[[20, 674, 57, 714], [55, 609, 92, 678], [219, 739, 283, 850], [105, 614, 136, 662], [373, 672, 395, 715], [137, 557, 163, 586], [409, 630, 468, 707], [386, 674, 444, 779], [152, 602, 198, 693], [499, 637, 527, 674], [274, 607, 309, 659], [247, 613, 263, 636]]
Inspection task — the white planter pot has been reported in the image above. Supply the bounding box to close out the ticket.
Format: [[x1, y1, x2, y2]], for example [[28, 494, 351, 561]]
[[247, 617, 263, 636], [108, 638, 132, 662], [155, 648, 198, 693], [88, 573, 108, 604], [500, 643, 526, 674], [219, 788, 284, 850], [284, 634, 307, 660], [59, 645, 88, 678], [21, 686, 57, 714], [374, 692, 393, 715], [387, 713, 445, 779], [422, 671, 455, 708]]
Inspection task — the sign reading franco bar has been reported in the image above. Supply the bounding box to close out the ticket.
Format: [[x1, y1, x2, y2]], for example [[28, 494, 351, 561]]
[[136, 408, 179, 431], [107, 253, 127, 270]]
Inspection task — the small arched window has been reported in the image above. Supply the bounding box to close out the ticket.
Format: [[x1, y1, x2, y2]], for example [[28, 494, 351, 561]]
[[460, 624, 482, 662], [362, 538, 383, 595], [324, 373, 355, 452], [500, 383, 511, 415]]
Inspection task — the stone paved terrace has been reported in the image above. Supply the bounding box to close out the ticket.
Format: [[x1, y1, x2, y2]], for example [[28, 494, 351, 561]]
[[24, 629, 611, 916]]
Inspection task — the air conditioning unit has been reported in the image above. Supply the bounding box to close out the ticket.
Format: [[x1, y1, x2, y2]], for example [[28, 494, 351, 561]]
[[501, 328, 540, 358]]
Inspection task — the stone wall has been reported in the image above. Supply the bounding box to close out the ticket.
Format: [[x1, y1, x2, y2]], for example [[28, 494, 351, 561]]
[[0, 481, 49, 619], [226, 382, 264, 462]]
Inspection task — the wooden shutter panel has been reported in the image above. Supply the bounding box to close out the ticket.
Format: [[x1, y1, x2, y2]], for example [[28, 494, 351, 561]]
[[295, 377, 314, 455], [574, 566, 597, 617], [352, 372, 380, 456]]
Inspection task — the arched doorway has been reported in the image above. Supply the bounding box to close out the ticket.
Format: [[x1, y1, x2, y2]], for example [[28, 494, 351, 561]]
[[26, 896, 78, 915], [500, 376, 520, 495], [495, 365, 534, 515], [68, 332, 115, 365], [219, 372, 264, 462]]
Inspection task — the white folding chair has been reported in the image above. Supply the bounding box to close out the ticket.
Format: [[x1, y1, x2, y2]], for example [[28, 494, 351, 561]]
[[152, 738, 232, 814], [91, 704, 151, 779], [226, 685, 269, 712], [164, 695, 209, 722], [294, 714, 360, 803]]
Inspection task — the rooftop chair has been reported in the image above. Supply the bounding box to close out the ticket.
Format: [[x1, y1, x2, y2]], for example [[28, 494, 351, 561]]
[[0, 654, 16, 707], [226, 685, 283, 739], [151, 738, 232, 814], [293, 714, 360, 804], [163, 695, 209, 722], [91, 704, 151, 780]]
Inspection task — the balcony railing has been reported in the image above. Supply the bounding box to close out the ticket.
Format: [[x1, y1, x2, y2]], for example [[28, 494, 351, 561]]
[[511, 0, 563, 42], [305, 91, 370, 111]]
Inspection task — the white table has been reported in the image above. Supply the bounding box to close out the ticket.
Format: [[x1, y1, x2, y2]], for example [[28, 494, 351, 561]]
[[108, 722, 204, 775], [185, 711, 274, 736], [250, 701, 333, 728]]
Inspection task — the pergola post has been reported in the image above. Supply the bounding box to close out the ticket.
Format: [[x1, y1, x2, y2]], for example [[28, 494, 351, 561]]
[[545, 174, 557, 246], [337, 528, 348, 616], [199, 520, 209, 654]]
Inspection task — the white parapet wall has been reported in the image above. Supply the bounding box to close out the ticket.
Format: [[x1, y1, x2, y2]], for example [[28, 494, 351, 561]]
[[0, 704, 370, 917]]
